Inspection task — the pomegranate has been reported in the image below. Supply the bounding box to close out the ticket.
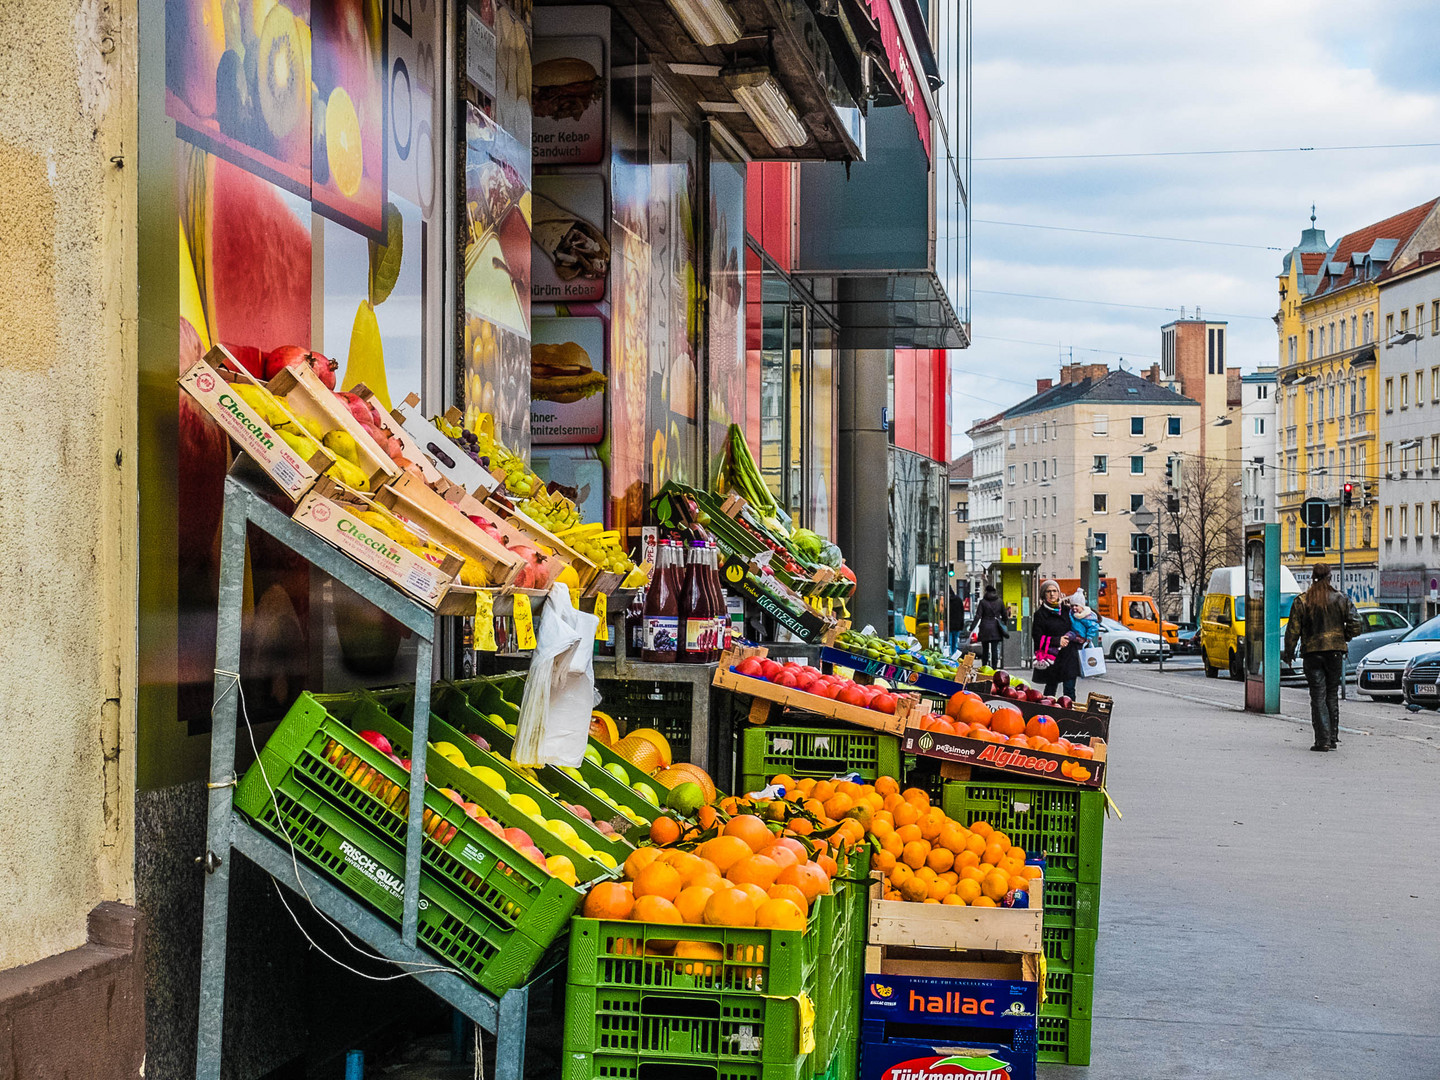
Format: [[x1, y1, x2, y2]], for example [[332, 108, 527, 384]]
[[263, 344, 339, 389]]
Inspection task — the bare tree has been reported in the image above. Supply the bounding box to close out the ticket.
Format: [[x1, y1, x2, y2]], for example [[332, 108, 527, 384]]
[[1148, 454, 1242, 621]]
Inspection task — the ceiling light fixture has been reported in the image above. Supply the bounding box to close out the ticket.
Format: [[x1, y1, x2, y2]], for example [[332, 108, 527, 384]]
[[664, 0, 742, 47], [723, 67, 808, 149]]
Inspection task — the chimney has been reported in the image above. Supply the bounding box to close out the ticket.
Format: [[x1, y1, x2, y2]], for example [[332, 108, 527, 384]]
[[1146, 363, 1160, 384], [1036, 378, 1053, 394], [1086, 363, 1109, 383]]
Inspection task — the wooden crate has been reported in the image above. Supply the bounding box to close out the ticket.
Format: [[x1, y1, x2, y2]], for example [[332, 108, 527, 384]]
[[864, 944, 1041, 984], [267, 363, 399, 489], [392, 396, 501, 498], [712, 647, 910, 736], [868, 875, 1044, 954], [179, 348, 334, 500], [344, 384, 446, 487], [292, 478, 463, 607], [374, 473, 523, 591]]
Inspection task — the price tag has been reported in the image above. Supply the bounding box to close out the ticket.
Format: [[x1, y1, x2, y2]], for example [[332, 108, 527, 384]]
[[592, 591, 608, 640], [473, 591, 497, 651], [513, 593, 537, 650]]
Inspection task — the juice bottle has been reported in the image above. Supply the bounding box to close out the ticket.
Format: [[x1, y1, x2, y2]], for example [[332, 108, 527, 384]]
[[642, 540, 680, 662], [706, 542, 728, 660], [624, 585, 646, 658], [679, 540, 711, 663]]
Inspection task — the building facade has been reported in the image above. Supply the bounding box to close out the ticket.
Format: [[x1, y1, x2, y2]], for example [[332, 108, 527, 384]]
[[1377, 253, 1440, 622], [948, 452, 973, 584], [1275, 200, 1440, 602], [966, 413, 1006, 594], [1000, 364, 1200, 587], [1241, 367, 1278, 524]]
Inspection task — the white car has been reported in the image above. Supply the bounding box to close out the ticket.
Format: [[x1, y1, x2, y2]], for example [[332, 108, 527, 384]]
[[1355, 614, 1440, 700], [1097, 616, 1168, 664]]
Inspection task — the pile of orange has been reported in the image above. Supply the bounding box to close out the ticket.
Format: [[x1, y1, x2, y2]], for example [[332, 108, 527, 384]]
[[920, 692, 1096, 782], [581, 811, 841, 930]]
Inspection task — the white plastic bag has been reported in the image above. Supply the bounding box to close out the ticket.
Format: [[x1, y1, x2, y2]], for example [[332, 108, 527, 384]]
[[512, 582, 599, 767]]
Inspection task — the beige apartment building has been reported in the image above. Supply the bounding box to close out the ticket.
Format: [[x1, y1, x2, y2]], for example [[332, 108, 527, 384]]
[[1001, 364, 1201, 585]]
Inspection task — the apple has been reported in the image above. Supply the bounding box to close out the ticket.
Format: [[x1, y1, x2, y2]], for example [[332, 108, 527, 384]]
[[736, 657, 764, 678], [992, 670, 1010, 689], [440, 788, 465, 805], [476, 816, 505, 837], [1039, 696, 1055, 707], [462, 802, 484, 822], [633, 782, 659, 806], [357, 730, 392, 755], [503, 826, 533, 849], [1056, 695, 1074, 710], [584, 746, 603, 767], [605, 762, 630, 783], [570, 804, 593, 822], [466, 733, 491, 751]]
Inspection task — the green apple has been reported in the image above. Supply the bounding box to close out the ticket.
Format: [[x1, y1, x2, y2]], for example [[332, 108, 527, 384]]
[[633, 782, 658, 806], [584, 746, 603, 767], [605, 762, 629, 784], [559, 765, 585, 781]]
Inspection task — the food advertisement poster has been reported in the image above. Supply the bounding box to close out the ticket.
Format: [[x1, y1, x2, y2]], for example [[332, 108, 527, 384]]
[[531, 317, 606, 444], [165, 0, 389, 240], [532, 174, 609, 301], [531, 447, 606, 525], [532, 35, 605, 164], [707, 150, 747, 474]]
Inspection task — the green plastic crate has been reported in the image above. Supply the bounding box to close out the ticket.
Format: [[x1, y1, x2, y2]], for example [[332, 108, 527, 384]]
[[941, 779, 1105, 883], [595, 678, 695, 764], [1037, 1014, 1091, 1065], [1042, 925, 1097, 975], [561, 1051, 812, 1080], [564, 985, 809, 1065], [1042, 968, 1094, 1019], [1040, 877, 1100, 929], [237, 753, 553, 995], [739, 725, 901, 788], [235, 694, 583, 987]]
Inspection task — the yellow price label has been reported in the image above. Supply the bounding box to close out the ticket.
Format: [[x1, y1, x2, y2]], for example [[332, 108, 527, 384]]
[[513, 593, 537, 650], [473, 591, 497, 652], [592, 591, 608, 640]]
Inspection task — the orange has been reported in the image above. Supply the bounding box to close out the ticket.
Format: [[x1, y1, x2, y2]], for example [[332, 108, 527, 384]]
[[939, 870, 959, 886], [882, 792, 905, 813], [795, 777, 816, 795], [960, 866, 985, 883], [776, 862, 831, 902], [703, 887, 757, 927], [624, 846, 661, 881], [675, 886, 715, 923], [755, 897, 806, 929], [845, 802, 874, 830], [631, 895, 683, 924], [872, 811, 895, 832], [701, 835, 753, 874], [823, 793, 854, 819], [882, 832, 904, 858], [1021, 865, 1043, 880], [582, 881, 634, 920], [965, 834, 988, 856], [770, 773, 796, 792], [873, 850, 897, 873], [989, 708, 1025, 737], [770, 836, 808, 861], [982, 871, 1011, 902], [763, 844, 800, 871], [884, 888, 902, 902], [990, 832, 1013, 856], [938, 823, 970, 853], [892, 802, 920, 828], [1008, 875, 1030, 892], [955, 878, 982, 904], [941, 893, 966, 906], [926, 847, 954, 874], [898, 876, 929, 903], [970, 820, 994, 839], [901, 840, 931, 869], [915, 866, 938, 884], [836, 780, 863, 799], [874, 775, 900, 797], [728, 854, 782, 889], [983, 843, 1007, 866], [896, 824, 923, 845], [972, 895, 997, 908], [836, 820, 866, 849], [660, 850, 703, 879], [901, 787, 930, 808], [917, 808, 946, 842], [688, 870, 725, 894], [923, 897, 940, 904], [649, 816, 682, 845], [865, 791, 885, 811], [734, 881, 770, 907], [810, 781, 835, 803], [870, 820, 895, 843], [724, 815, 775, 853], [1008, 846, 1026, 863], [926, 878, 952, 901], [888, 863, 914, 889], [767, 883, 810, 913], [816, 852, 838, 878], [956, 850, 980, 870], [634, 862, 683, 902]]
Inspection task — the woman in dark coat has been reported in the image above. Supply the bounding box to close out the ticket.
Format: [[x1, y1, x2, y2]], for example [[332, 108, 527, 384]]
[[1031, 578, 1082, 699], [970, 585, 1007, 667]]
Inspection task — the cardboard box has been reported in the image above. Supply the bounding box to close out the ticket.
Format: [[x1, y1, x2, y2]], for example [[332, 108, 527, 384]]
[[179, 349, 333, 500], [868, 876, 1043, 954], [712, 647, 911, 735], [292, 478, 463, 607], [902, 727, 1106, 789], [347, 384, 445, 487], [393, 396, 500, 497], [860, 1038, 1035, 1080], [267, 363, 399, 489], [374, 473, 523, 591]]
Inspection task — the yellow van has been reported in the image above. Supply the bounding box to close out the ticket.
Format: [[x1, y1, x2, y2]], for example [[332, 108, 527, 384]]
[[1199, 565, 1302, 680]]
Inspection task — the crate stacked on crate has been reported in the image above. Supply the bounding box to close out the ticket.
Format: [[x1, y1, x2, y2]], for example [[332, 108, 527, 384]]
[[942, 778, 1104, 1065], [738, 722, 902, 795], [595, 677, 694, 765]]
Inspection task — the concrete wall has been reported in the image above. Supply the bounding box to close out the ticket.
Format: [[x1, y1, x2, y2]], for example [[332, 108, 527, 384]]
[[0, 0, 138, 971]]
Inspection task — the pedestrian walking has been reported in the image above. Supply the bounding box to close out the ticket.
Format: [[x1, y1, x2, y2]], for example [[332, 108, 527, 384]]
[[1282, 562, 1363, 751], [1032, 578, 1082, 699], [949, 586, 966, 652], [970, 585, 1007, 667]]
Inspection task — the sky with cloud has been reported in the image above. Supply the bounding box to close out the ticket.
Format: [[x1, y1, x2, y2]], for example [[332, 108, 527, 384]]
[[950, 0, 1440, 457]]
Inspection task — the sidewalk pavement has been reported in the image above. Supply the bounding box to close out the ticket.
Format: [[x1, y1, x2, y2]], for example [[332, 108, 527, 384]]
[[1041, 666, 1440, 1078]]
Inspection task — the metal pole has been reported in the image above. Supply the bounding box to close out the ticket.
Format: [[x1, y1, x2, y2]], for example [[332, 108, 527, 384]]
[[1338, 497, 1346, 700], [1156, 517, 1165, 674]]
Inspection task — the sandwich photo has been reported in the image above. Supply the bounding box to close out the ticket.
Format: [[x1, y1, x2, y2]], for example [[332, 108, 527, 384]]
[[532, 57, 603, 122], [532, 340, 607, 403]]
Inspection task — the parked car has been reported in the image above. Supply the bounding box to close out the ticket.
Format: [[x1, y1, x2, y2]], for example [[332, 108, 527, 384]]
[[1097, 616, 1167, 663], [1402, 651, 1440, 708], [1174, 625, 1201, 655], [1344, 608, 1411, 676], [1355, 614, 1440, 700]]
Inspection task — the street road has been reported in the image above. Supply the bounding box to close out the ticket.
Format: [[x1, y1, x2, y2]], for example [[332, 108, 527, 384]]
[[1042, 660, 1440, 1079]]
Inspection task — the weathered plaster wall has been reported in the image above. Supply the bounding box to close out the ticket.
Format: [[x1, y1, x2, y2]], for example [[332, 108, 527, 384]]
[[0, 0, 138, 970]]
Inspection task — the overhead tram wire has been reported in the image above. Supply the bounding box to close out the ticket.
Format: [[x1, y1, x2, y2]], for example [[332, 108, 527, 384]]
[[974, 218, 1284, 251], [974, 141, 1440, 163], [973, 289, 1274, 321]]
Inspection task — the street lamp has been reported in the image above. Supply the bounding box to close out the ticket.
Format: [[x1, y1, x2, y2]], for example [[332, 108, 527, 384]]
[[1128, 505, 1164, 672]]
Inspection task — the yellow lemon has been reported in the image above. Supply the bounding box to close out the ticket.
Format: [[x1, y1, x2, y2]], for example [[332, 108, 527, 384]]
[[325, 86, 363, 197]]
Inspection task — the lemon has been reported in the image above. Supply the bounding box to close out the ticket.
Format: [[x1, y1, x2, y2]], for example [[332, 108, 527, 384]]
[[325, 86, 363, 197], [591, 850, 616, 870], [469, 765, 507, 792], [508, 793, 542, 819], [545, 819, 579, 845]]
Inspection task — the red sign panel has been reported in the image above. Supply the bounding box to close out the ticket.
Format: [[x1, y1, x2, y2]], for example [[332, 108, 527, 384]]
[[864, 0, 932, 160]]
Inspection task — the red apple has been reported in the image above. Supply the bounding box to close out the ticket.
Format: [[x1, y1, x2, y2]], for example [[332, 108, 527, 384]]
[[736, 657, 764, 678], [871, 693, 897, 714], [357, 730, 392, 755], [503, 826, 533, 849], [993, 670, 1011, 689], [466, 732, 491, 751], [1056, 695, 1074, 710]]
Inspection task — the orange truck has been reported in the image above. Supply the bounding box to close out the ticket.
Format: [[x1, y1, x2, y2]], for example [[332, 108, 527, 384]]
[[1054, 576, 1179, 644]]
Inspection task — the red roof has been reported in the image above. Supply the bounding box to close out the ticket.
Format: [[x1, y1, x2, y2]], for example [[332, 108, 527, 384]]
[[1310, 198, 1439, 298], [966, 409, 1005, 435], [1299, 252, 1326, 275]]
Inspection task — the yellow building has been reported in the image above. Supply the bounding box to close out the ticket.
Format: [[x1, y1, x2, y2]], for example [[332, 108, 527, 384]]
[[1275, 200, 1440, 596]]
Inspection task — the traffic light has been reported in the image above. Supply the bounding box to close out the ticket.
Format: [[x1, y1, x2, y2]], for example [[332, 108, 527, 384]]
[[1165, 456, 1175, 488], [1301, 497, 1331, 555], [947, 565, 955, 577], [1343, 482, 1354, 507]]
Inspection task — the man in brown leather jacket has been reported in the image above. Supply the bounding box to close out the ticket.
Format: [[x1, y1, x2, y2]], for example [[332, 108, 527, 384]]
[[1283, 563, 1364, 751]]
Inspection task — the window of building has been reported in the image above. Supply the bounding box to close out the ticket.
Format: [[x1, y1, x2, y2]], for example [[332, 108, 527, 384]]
[[1364, 311, 1373, 344], [1386, 505, 1394, 539], [1041, 459, 1048, 480], [1093, 531, 1107, 551], [1328, 382, 1335, 416], [1401, 309, 1411, 333], [1307, 390, 1314, 423], [1131, 493, 1144, 512], [1401, 374, 1410, 408], [1008, 429, 1016, 448], [1417, 503, 1426, 538], [1418, 370, 1426, 405], [1130, 416, 1144, 435], [1053, 496, 1058, 514], [1166, 415, 1180, 436], [1432, 435, 1440, 471], [957, 540, 964, 562], [1131, 455, 1144, 475], [1351, 314, 1358, 345], [1041, 533, 1047, 554], [1385, 442, 1394, 475], [1288, 336, 1297, 365], [1307, 329, 1314, 359], [1053, 457, 1057, 478], [1386, 313, 1395, 340], [1093, 414, 1108, 436], [1094, 494, 1108, 514], [1340, 319, 1348, 351], [1401, 504, 1410, 537], [1023, 462, 1029, 482], [1433, 366, 1440, 402], [1418, 306, 1427, 337], [1386, 377, 1394, 411], [1008, 464, 1016, 484], [1432, 502, 1440, 537], [1255, 417, 1265, 435], [1007, 501, 1015, 520], [1350, 379, 1357, 414], [1433, 301, 1440, 335], [1093, 455, 1107, 474], [1360, 375, 1367, 406]]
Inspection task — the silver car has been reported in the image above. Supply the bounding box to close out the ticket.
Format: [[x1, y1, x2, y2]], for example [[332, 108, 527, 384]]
[[1344, 608, 1411, 677], [1097, 616, 1168, 664], [1356, 614, 1440, 700]]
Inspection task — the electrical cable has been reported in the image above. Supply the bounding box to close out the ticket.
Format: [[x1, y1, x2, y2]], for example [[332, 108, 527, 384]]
[[974, 141, 1440, 163], [973, 289, 1274, 321], [974, 218, 1284, 251]]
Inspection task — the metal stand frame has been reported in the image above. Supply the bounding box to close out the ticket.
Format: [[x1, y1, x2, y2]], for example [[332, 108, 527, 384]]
[[196, 473, 530, 1080]]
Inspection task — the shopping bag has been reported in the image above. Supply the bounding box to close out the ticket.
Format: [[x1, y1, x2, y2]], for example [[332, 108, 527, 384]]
[[1032, 634, 1056, 679], [512, 582, 600, 768], [1079, 644, 1107, 678]]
